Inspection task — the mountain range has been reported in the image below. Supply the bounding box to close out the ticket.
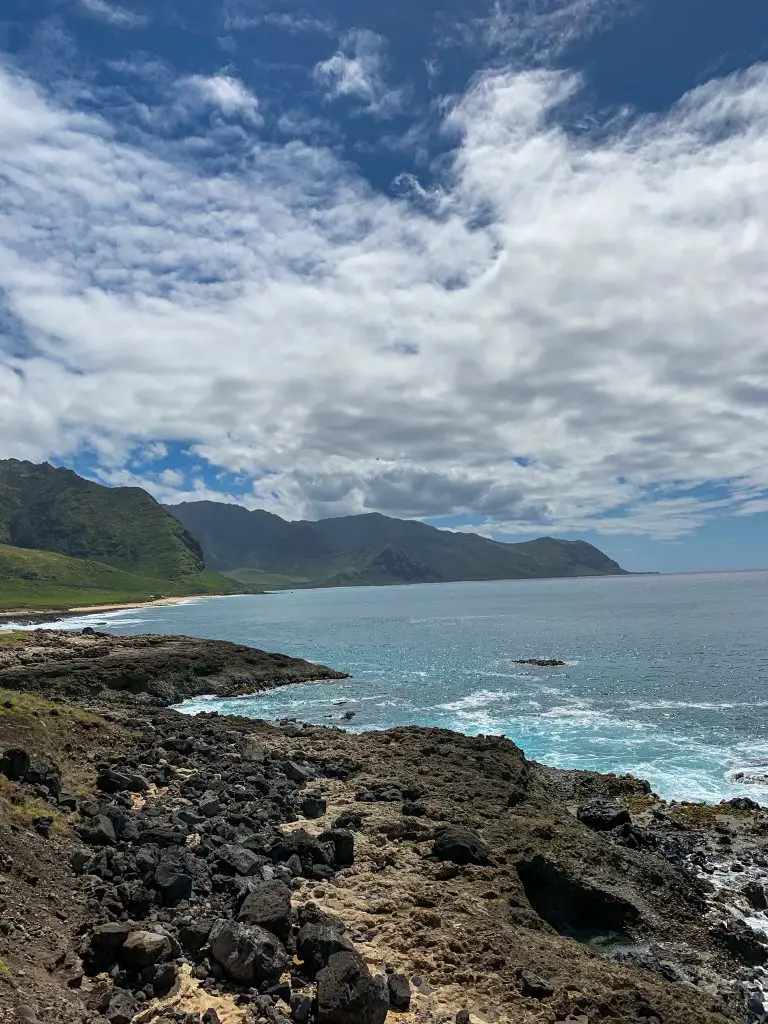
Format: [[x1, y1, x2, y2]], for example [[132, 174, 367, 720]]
[[165, 500, 627, 589], [0, 459, 627, 610]]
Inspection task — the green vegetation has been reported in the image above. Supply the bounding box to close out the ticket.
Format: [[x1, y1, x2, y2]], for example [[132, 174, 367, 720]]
[[0, 957, 11, 982], [0, 777, 68, 834], [0, 460, 245, 609], [168, 501, 627, 589], [0, 543, 242, 610]]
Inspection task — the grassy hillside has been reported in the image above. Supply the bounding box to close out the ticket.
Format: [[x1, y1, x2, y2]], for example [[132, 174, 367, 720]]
[[0, 459, 204, 579], [168, 501, 627, 589], [0, 544, 239, 611], [0, 461, 245, 609]]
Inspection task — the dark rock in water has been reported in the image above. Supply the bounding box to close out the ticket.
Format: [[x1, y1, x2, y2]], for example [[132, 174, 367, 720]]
[[120, 930, 171, 968], [208, 919, 288, 985], [514, 658, 567, 667], [744, 880, 767, 911], [315, 951, 389, 1024], [577, 798, 631, 832], [237, 880, 292, 940], [725, 796, 762, 811], [433, 825, 491, 866], [341, 710, 356, 721], [518, 969, 554, 999], [387, 971, 411, 1009], [710, 918, 768, 965], [0, 746, 30, 781], [296, 921, 355, 978]]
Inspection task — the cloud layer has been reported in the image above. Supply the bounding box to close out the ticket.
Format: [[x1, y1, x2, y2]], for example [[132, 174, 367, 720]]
[[1, 51, 768, 539]]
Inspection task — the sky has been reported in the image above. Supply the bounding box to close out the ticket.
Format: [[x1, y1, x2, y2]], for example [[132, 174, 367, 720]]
[[1, 0, 768, 573]]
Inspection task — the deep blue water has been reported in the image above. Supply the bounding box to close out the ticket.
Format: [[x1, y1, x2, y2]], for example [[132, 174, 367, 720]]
[[12, 572, 768, 803]]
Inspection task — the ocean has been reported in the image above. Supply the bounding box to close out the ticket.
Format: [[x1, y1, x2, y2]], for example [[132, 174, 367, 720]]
[[13, 571, 768, 804]]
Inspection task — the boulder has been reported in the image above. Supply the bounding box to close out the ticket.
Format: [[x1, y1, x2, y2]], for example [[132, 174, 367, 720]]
[[283, 760, 311, 783], [0, 747, 30, 781], [433, 825, 491, 866], [120, 930, 171, 968], [296, 921, 355, 978], [387, 971, 411, 1009], [208, 919, 288, 985], [237, 880, 292, 939], [106, 988, 137, 1024], [24, 760, 61, 796], [519, 969, 554, 999], [81, 815, 116, 846], [301, 795, 327, 819], [97, 768, 149, 794], [217, 843, 262, 876], [199, 791, 221, 817], [315, 951, 389, 1024], [153, 855, 193, 903], [577, 798, 631, 832], [319, 829, 354, 868], [179, 918, 213, 954]]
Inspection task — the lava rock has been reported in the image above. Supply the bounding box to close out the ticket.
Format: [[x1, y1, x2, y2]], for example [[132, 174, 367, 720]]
[[106, 988, 137, 1024], [153, 854, 194, 903], [433, 825, 491, 866], [577, 798, 631, 832], [315, 951, 389, 1024], [296, 921, 355, 978], [519, 969, 554, 999], [97, 768, 150, 794], [237, 880, 292, 940], [120, 930, 172, 968], [301, 795, 327, 819], [0, 747, 30, 781], [179, 918, 214, 954], [318, 829, 354, 868], [290, 992, 313, 1023], [208, 919, 288, 985], [217, 843, 262, 876], [387, 972, 411, 1009], [199, 791, 221, 817], [81, 814, 117, 846]]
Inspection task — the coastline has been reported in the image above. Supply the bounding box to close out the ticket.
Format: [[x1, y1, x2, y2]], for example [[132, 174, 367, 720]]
[[0, 629, 766, 1023], [0, 591, 237, 628]]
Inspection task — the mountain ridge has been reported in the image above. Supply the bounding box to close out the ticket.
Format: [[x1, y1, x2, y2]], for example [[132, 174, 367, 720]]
[[166, 499, 628, 588]]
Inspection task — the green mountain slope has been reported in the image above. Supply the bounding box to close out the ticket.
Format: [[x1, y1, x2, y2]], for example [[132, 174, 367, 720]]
[[0, 459, 204, 578], [0, 460, 243, 608], [0, 544, 237, 611], [166, 501, 627, 588]]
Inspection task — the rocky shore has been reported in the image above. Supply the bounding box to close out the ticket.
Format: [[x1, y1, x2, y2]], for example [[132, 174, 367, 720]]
[[0, 632, 766, 1024]]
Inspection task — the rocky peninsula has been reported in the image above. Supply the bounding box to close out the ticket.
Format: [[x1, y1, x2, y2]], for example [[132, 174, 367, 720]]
[[0, 631, 766, 1024]]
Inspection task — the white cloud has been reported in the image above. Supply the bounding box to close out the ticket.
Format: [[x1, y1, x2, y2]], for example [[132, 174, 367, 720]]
[[181, 74, 261, 120], [1, 60, 768, 540], [314, 30, 407, 117], [77, 0, 149, 29]]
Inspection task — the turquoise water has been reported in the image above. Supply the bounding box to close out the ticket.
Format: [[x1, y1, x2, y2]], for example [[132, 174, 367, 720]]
[[14, 572, 768, 803]]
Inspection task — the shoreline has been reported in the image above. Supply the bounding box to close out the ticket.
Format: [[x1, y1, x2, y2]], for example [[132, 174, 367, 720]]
[[0, 630, 767, 1023], [0, 591, 236, 627]]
